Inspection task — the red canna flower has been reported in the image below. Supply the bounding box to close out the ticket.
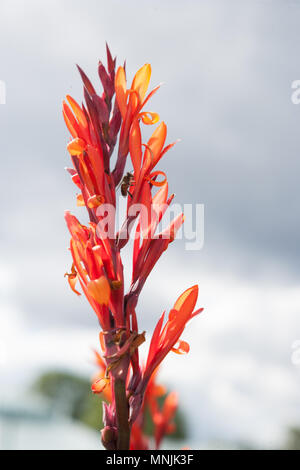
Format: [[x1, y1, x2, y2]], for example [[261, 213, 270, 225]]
[[63, 45, 202, 450], [128, 286, 203, 425]]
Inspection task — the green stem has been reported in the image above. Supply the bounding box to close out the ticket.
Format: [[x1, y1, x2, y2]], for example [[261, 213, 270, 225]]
[[114, 378, 130, 450]]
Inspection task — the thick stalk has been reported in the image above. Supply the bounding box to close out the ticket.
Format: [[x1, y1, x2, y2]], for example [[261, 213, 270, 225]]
[[114, 377, 130, 450]]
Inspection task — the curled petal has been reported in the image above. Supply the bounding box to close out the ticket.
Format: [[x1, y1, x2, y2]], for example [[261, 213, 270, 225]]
[[146, 170, 167, 187], [171, 340, 190, 355], [64, 264, 81, 296], [66, 95, 88, 128], [139, 111, 160, 125]]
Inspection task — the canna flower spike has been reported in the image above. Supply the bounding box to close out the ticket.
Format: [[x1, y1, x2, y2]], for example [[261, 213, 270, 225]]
[[63, 44, 202, 450]]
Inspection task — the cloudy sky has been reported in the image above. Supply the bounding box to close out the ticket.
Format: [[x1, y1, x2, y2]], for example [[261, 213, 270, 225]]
[[1, 0, 300, 448]]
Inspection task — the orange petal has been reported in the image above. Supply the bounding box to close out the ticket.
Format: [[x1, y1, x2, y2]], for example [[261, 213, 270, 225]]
[[99, 331, 105, 353], [91, 377, 109, 394], [154, 384, 167, 397], [63, 106, 78, 138], [76, 194, 85, 206], [68, 276, 81, 296], [65, 211, 89, 243], [87, 195, 105, 208], [66, 95, 88, 128], [67, 137, 86, 156], [167, 308, 178, 322], [173, 285, 198, 314], [171, 340, 190, 355], [129, 119, 142, 179], [87, 276, 111, 305], [146, 312, 165, 368], [145, 122, 167, 171], [71, 172, 81, 188], [132, 64, 151, 102], [163, 392, 178, 419]]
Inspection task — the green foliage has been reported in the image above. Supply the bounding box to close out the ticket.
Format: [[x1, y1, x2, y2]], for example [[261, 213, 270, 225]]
[[33, 370, 103, 430], [285, 427, 300, 450], [33, 370, 186, 440]]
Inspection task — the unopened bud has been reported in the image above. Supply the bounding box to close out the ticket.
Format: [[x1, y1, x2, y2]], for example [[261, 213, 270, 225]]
[[101, 426, 117, 450]]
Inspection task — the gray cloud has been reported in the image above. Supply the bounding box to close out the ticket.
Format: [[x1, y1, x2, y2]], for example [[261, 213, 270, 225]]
[[1, 0, 300, 447]]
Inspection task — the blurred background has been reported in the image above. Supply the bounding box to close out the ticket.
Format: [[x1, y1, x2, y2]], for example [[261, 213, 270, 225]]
[[1, 0, 300, 450]]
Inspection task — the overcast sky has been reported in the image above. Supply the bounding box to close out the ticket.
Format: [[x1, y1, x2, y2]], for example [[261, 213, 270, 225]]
[[1, 0, 300, 448]]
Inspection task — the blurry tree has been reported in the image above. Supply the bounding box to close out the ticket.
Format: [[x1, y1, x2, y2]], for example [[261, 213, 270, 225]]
[[285, 427, 300, 450], [33, 371, 103, 429], [32, 371, 186, 440]]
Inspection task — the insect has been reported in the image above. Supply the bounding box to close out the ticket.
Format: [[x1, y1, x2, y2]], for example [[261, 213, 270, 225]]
[[120, 172, 135, 197]]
